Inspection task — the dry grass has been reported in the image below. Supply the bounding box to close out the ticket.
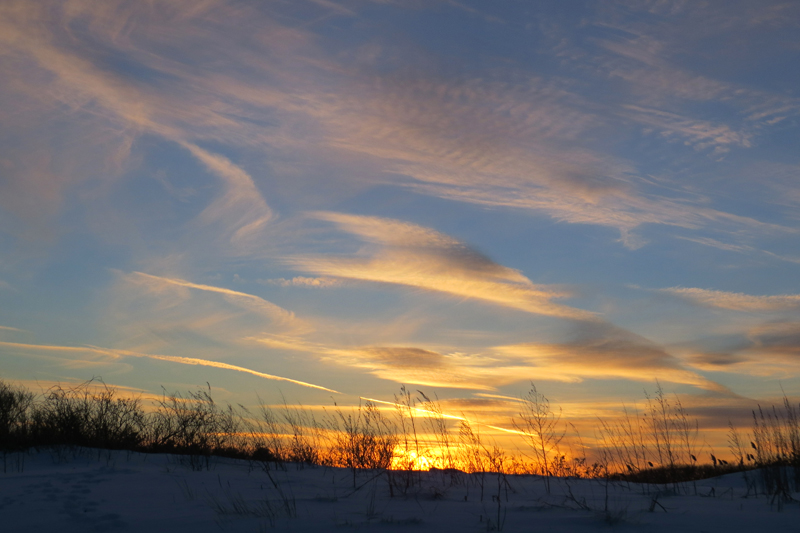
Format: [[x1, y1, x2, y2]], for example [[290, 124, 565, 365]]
[[1, 375, 799, 501]]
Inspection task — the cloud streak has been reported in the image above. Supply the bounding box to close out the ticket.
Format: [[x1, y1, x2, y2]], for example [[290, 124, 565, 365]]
[[748, 322, 800, 357], [662, 287, 800, 312], [179, 142, 274, 246], [288, 212, 594, 319], [683, 321, 800, 378], [0, 1, 275, 244], [260, 276, 342, 288], [251, 335, 505, 390], [324, 346, 508, 391], [494, 324, 726, 392], [251, 323, 724, 393]]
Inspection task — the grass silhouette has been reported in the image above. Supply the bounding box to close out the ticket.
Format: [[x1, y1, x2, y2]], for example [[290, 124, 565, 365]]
[[1, 375, 799, 503]]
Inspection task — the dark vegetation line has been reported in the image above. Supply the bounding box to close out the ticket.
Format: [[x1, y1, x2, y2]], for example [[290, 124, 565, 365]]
[[1, 377, 799, 500]]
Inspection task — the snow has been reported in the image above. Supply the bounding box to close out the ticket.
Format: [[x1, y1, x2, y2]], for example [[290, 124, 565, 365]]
[[0, 449, 798, 532]]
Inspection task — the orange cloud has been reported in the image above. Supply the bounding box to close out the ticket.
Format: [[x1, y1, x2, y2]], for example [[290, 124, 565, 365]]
[[288, 212, 594, 320], [251, 323, 724, 393], [495, 342, 723, 392]]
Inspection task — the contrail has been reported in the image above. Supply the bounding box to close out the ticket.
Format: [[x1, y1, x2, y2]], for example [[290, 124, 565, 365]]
[[91, 347, 341, 394], [0, 341, 103, 353], [0, 341, 339, 394]]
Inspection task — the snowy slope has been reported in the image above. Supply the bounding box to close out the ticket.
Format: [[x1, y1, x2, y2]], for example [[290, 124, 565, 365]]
[[0, 449, 798, 532]]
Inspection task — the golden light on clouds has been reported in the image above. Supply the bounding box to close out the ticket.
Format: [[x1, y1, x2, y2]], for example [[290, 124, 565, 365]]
[[288, 212, 595, 320]]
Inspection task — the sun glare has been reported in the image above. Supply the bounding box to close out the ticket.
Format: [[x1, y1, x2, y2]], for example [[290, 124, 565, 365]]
[[390, 445, 451, 471]]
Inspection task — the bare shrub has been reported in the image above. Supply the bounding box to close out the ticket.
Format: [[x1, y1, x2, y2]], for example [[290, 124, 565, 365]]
[[0, 381, 34, 446], [240, 402, 285, 468], [279, 400, 323, 466], [597, 404, 649, 478], [595, 383, 702, 486], [148, 385, 242, 469], [326, 400, 398, 486], [30, 379, 146, 452], [0, 380, 35, 471], [750, 400, 799, 501], [645, 383, 680, 470], [514, 383, 565, 493]]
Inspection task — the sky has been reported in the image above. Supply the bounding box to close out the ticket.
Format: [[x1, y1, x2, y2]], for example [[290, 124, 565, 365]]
[[1, 0, 799, 450]]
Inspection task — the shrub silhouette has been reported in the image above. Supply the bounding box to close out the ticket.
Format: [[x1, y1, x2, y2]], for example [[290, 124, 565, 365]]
[[29, 380, 146, 450]]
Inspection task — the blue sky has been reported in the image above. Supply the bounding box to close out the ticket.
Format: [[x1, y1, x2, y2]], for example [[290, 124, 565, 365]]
[[1, 0, 799, 443]]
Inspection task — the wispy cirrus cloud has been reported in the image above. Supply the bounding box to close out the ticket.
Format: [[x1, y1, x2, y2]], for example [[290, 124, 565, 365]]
[[122, 271, 298, 326], [179, 142, 275, 246], [259, 276, 342, 288], [101, 271, 311, 359], [1, 0, 793, 254], [0, 1, 275, 244], [592, 2, 800, 111], [620, 105, 752, 152], [288, 212, 594, 319], [674, 236, 755, 253], [662, 287, 800, 312], [308, 73, 718, 246], [313, 70, 793, 247]]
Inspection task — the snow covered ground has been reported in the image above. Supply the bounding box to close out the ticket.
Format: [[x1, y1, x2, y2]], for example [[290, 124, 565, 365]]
[[0, 449, 798, 532]]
